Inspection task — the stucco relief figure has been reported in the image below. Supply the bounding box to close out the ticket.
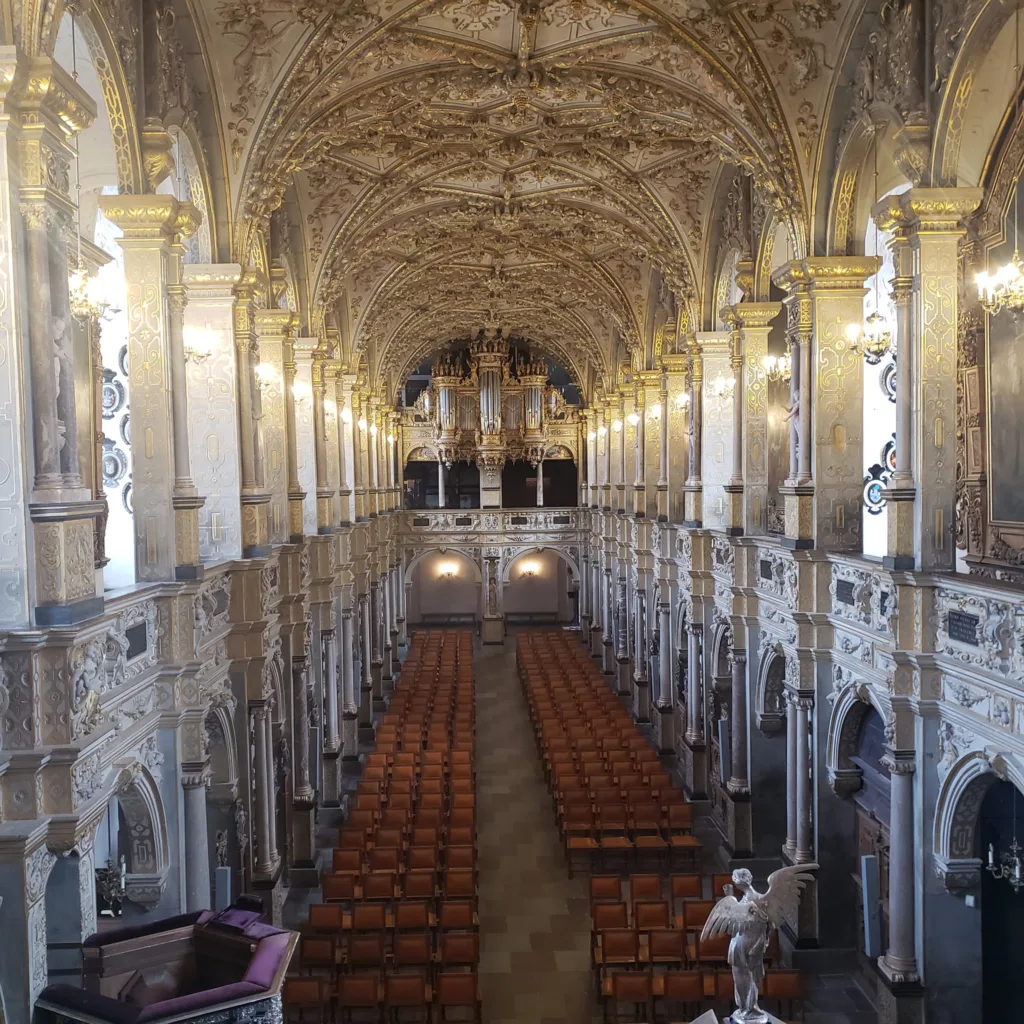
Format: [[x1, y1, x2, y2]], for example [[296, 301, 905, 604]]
[[486, 560, 498, 615], [702, 865, 818, 1023]]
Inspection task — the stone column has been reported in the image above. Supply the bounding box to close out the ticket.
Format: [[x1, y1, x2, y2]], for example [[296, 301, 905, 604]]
[[358, 591, 375, 741], [686, 622, 703, 742], [292, 652, 313, 802], [633, 387, 646, 517], [369, 582, 384, 707], [536, 459, 544, 506], [182, 767, 212, 911], [251, 704, 274, 875], [254, 310, 293, 545], [795, 695, 813, 862], [616, 577, 630, 695], [880, 756, 919, 983], [263, 704, 279, 865], [657, 376, 670, 520], [337, 375, 355, 525], [600, 406, 612, 510], [727, 648, 749, 793], [602, 567, 615, 675], [590, 554, 603, 658], [99, 195, 203, 580], [389, 559, 402, 656], [351, 391, 367, 521], [367, 403, 380, 518], [656, 601, 674, 753], [321, 628, 341, 793], [340, 605, 359, 758], [684, 348, 703, 526], [231, 274, 271, 557], [874, 188, 982, 571], [437, 458, 446, 508], [381, 570, 394, 687], [281, 324, 305, 542], [632, 587, 650, 722], [784, 690, 798, 859], [311, 354, 333, 533]]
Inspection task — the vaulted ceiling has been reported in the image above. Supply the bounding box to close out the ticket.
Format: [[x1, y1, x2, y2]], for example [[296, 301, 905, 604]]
[[193, 0, 860, 398]]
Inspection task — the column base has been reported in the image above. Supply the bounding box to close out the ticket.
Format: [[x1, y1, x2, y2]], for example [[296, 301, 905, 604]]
[[616, 658, 632, 697], [590, 625, 603, 658], [720, 785, 753, 859], [877, 954, 921, 988], [780, 484, 814, 548], [322, 749, 342, 806], [481, 615, 505, 644], [682, 737, 707, 800], [241, 493, 271, 558], [655, 704, 675, 755], [632, 678, 650, 723], [684, 486, 702, 526], [35, 596, 105, 627], [601, 639, 615, 675], [724, 483, 743, 535], [882, 555, 915, 571]]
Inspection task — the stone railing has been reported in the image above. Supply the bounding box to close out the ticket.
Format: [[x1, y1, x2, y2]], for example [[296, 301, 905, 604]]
[[399, 507, 579, 542]]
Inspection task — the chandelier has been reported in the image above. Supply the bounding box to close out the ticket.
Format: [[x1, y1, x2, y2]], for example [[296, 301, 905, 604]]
[[846, 127, 892, 363], [978, 2, 1024, 315], [762, 352, 792, 383], [987, 784, 1024, 893]]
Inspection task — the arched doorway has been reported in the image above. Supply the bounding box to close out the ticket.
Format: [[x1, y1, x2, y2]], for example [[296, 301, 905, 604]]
[[979, 779, 1024, 1019], [503, 549, 577, 626], [747, 650, 787, 858]]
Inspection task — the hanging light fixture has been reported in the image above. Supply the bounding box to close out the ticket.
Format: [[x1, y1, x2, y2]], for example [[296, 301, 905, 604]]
[[67, 13, 120, 323], [987, 785, 1024, 894], [846, 126, 892, 363], [762, 352, 792, 383], [978, 2, 1024, 314]]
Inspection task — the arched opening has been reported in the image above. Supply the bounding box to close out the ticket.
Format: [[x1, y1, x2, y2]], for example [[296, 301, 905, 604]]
[[707, 624, 733, 822], [503, 549, 577, 626], [406, 550, 481, 627], [747, 650, 787, 858], [205, 707, 239, 907], [979, 779, 1024, 1019]]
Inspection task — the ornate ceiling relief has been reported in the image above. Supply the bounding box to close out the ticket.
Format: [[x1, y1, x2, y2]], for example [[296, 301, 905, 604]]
[[197, 0, 815, 384]]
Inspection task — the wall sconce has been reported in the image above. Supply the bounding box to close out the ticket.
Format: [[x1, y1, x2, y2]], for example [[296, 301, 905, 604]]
[[762, 353, 792, 383], [369, 423, 379, 437], [612, 419, 623, 432], [341, 407, 353, 425], [324, 397, 337, 418], [438, 561, 458, 579], [674, 392, 690, 410], [597, 425, 607, 438], [587, 430, 596, 442], [520, 560, 540, 578], [357, 417, 368, 431], [254, 363, 276, 393], [711, 374, 736, 399], [648, 402, 662, 420], [291, 381, 312, 406], [626, 412, 640, 427], [184, 322, 215, 365], [387, 431, 395, 444]]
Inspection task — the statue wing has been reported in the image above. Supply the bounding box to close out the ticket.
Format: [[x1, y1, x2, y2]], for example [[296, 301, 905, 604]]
[[761, 864, 819, 928], [700, 894, 751, 942]]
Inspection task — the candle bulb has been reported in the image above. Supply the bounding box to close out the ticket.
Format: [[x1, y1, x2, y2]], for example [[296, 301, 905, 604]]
[[989, 843, 995, 868]]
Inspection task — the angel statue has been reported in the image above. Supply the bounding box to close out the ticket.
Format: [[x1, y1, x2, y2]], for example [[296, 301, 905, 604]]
[[701, 865, 818, 1023]]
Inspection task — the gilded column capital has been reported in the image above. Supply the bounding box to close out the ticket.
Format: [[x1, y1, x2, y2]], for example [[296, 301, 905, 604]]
[[98, 194, 201, 242], [874, 186, 983, 236], [10, 55, 96, 136], [254, 307, 296, 340]]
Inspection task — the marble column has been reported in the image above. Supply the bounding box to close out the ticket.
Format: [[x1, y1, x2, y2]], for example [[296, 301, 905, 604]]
[[182, 768, 212, 911], [282, 326, 305, 542], [231, 274, 271, 557], [367, 404, 380, 518], [615, 398, 626, 512], [590, 556, 603, 658], [656, 601, 674, 753], [880, 757, 919, 983], [795, 695, 813, 862], [351, 391, 367, 521], [602, 567, 615, 675], [727, 649, 749, 793], [251, 705, 274, 875], [784, 690, 798, 859], [263, 704, 278, 865], [684, 348, 703, 526], [616, 577, 630, 695], [536, 459, 544, 507], [338, 375, 355, 525], [657, 376, 669, 521], [369, 582, 385, 708], [437, 459, 446, 508], [633, 587, 650, 722], [312, 355, 334, 534], [99, 195, 204, 580], [633, 387, 646, 517], [874, 189, 982, 571], [686, 622, 703, 742], [723, 310, 746, 534], [321, 628, 341, 801], [358, 591, 375, 741], [292, 655, 313, 802], [381, 571, 394, 687], [341, 605, 359, 758], [389, 560, 402, 656]]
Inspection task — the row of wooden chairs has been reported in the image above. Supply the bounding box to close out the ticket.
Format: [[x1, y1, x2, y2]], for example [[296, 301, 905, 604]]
[[599, 969, 805, 1023], [284, 971, 482, 1024], [287, 631, 481, 1024]]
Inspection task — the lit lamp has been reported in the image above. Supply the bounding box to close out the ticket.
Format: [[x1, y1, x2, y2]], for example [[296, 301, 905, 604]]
[[369, 423, 378, 437], [69, 261, 120, 323], [520, 560, 540, 578], [438, 561, 458, 579], [357, 417, 368, 432], [597, 425, 607, 439], [987, 784, 1024, 893], [341, 406, 353, 425], [291, 381, 312, 406], [762, 352, 792, 383], [612, 418, 623, 431], [183, 322, 215, 365], [587, 430, 596, 442], [845, 313, 892, 365], [648, 402, 662, 420], [673, 392, 690, 410], [712, 374, 736, 399], [253, 363, 275, 392], [626, 412, 640, 427]]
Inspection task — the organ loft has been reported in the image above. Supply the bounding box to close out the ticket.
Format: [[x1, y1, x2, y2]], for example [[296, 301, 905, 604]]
[[0, 1, 1020, 1023]]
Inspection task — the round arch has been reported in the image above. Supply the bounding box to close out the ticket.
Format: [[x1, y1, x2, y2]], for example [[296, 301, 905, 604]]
[[755, 645, 787, 735], [404, 547, 482, 586], [109, 762, 170, 880], [825, 679, 892, 797], [711, 620, 733, 678], [205, 702, 238, 792], [503, 546, 579, 585], [933, 749, 1024, 892]]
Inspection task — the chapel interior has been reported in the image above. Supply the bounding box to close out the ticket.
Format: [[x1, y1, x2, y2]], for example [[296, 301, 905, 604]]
[[2, 1, 1024, 1023]]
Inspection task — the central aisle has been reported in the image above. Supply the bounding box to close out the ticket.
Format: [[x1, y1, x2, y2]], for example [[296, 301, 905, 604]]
[[475, 637, 597, 1024]]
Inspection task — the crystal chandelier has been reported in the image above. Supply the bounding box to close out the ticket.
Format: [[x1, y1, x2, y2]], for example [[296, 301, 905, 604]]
[[846, 128, 892, 363], [987, 786, 1024, 894], [762, 352, 792, 383], [978, 2, 1024, 315]]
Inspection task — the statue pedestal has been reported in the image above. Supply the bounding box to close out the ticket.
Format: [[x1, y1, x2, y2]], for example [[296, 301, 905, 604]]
[[481, 615, 504, 644], [690, 1012, 786, 1024]]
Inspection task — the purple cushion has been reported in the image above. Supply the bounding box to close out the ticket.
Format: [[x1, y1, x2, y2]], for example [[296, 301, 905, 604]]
[[244, 922, 285, 940], [207, 907, 262, 933], [136, 982, 263, 1022], [83, 912, 205, 948], [243, 934, 291, 990], [38, 985, 142, 1024]]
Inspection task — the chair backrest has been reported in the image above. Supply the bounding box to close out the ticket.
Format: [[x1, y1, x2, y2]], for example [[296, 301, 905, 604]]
[[711, 873, 734, 898], [393, 933, 431, 965], [435, 971, 478, 1007], [628, 874, 662, 902], [337, 975, 379, 1008], [308, 902, 343, 930], [441, 932, 479, 965], [670, 874, 702, 900], [407, 846, 438, 872], [696, 933, 731, 961], [332, 849, 362, 874], [361, 871, 396, 901], [394, 900, 430, 930], [369, 847, 401, 873], [439, 900, 475, 930], [352, 902, 387, 931], [764, 969, 804, 999], [611, 971, 652, 1001], [590, 875, 622, 904], [446, 846, 475, 870], [448, 826, 474, 846], [661, 970, 703, 1002], [300, 935, 334, 966], [445, 868, 475, 898], [284, 977, 325, 1008], [347, 934, 385, 967], [647, 929, 685, 960], [384, 975, 428, 1007], [683, 900, 715, 931], [592, 902, 628, 930], [322, 873, 356, 903], [403, 871, 436, 901], [600, 928, 638, 961], [633, 901, 670, 930]]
